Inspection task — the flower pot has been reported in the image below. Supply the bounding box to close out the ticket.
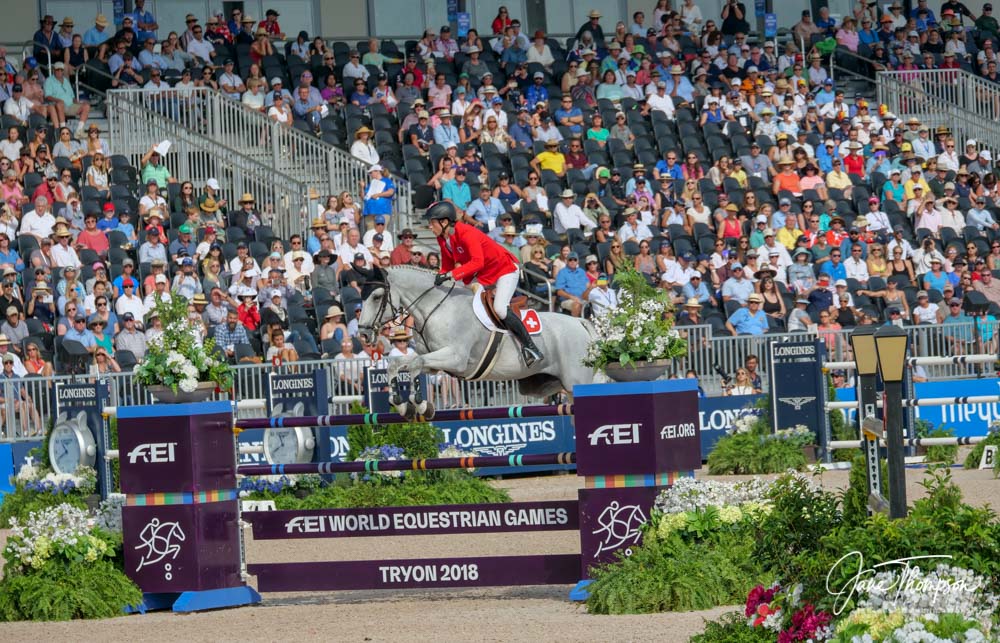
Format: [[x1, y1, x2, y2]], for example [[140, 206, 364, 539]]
[[84, 493, 102, 512], [801, 445, 818, 463], [147, 382, 218, 404], [294, 488, 311, 499], [603, 359, 672, 382]]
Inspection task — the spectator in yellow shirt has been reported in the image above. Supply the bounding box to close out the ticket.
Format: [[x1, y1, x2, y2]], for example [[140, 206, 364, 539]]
[[529, 139, 566, 178], [776, 216, 803, 251], [903, 166, 932, 201]]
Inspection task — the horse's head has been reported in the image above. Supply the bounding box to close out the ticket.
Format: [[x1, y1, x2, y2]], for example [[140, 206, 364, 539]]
[[357, 283, 392, 346], [357, 266, 439, 345]]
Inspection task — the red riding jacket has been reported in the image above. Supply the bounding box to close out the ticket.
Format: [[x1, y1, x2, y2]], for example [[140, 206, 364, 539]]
[[436, 221, 518, 286]]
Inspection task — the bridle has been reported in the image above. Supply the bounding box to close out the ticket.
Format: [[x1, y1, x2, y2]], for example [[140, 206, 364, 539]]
[[358, 277, 455, 349]]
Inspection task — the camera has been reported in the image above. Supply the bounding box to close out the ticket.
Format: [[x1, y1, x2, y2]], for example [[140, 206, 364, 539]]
[[713, 363, 733, 386]]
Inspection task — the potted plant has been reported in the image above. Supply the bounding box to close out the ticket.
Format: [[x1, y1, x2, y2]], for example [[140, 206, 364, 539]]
[[133, 295, 233, 403], [583, 265, 687, 381]]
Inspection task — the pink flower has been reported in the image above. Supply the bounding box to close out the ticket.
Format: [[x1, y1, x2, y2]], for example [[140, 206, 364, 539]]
[[745, 583, 780, 616]]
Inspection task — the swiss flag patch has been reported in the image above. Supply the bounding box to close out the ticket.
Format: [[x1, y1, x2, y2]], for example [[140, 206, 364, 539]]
[[520, 309, 542, 335]]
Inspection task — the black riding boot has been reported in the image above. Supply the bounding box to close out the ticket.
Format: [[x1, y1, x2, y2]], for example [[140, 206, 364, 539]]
[[504, 310, 544, 366]]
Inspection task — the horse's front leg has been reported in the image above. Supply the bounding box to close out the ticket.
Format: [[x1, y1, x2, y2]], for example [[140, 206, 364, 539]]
[[405, 346, 466, 420], [388, 353, 418, 417]]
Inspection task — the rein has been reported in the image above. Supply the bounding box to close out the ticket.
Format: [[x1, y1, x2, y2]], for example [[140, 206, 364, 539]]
[[360, 277, 455, 350]]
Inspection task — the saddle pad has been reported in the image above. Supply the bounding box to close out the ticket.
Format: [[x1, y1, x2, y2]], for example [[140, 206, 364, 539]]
[[472, 291, 542, 335]]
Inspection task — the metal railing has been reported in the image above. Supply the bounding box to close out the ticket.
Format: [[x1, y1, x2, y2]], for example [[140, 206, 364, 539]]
[[106, 91, 315, 240], [1, 320, 995, 441], [107, 87, 415, 235], [877, 69, 1000, 155], [879, 68, 1000, 121]]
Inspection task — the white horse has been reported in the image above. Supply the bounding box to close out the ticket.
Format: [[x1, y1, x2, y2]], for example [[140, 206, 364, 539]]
[[357, 266, 597, 417]]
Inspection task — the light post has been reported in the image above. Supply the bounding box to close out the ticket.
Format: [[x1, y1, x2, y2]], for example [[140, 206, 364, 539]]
[[849, 326, 884, 514], [874, 325, 909, 519]]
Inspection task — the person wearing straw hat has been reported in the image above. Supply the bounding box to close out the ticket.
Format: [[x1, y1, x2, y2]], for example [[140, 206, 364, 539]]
[[350, 125, 379, 165], [84, 14, 113, 47], [676, 298, 705, 327], [387, 326, 416, 358]]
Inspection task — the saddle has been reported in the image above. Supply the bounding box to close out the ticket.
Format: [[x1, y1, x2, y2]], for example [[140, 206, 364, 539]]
[[480, 285, 527, 327]]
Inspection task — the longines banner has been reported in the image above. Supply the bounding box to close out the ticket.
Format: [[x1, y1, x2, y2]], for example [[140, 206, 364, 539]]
[[697, 394, 765, 459], [768, 340, 827, 447]]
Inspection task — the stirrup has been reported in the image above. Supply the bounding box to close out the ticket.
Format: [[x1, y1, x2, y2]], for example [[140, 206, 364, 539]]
[[521, 345, 543, 366]]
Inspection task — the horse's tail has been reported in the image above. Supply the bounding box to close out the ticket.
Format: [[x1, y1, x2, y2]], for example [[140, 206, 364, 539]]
[[577, 317, 610, 384]]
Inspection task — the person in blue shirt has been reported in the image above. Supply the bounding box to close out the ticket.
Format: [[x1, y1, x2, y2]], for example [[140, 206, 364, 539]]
[[663, 65, 694, 103], [814, 79, 836, 104], [553, 252, 589, 317], [442, 168, 472, 216], [63, 313, 97, 352], [508, 108, 535, 150], [819, 250, 847, 281], [292, 85, 324, 134], [83, 14, 113, 47], [433, 112, 461, 147], [465, 186, 506, 230], [129, 0, 159, 42], [654, 151, 684, 181], [858, 18, 880, 47], [362, 165, 395, 223], [681, 273, 714, 306], [554, 99, 584, 135], [524, 72, 549, 108], [725, 294, 769, 335]]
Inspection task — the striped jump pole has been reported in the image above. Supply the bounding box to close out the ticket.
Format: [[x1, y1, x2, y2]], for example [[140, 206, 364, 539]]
[[824, 354, 997, 371], [827, 394, 1000, 411], [238, 452, 577, 476], [829, 436, 987, 450], [235, 404, 575, 430]]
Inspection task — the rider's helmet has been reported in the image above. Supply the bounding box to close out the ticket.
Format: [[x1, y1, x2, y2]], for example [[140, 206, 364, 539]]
[[425, 201, 458, 222]]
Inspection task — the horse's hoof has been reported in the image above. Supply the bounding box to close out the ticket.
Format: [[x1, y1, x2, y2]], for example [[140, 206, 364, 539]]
[[420, 400, 435, 420], [394, 401, 409, 418]]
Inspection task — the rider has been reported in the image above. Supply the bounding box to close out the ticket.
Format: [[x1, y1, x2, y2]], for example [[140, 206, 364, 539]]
[[426, 201, 544, 366]]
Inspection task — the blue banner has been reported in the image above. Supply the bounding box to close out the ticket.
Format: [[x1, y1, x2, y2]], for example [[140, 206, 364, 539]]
[[769, 341, 826, 442], [755, 0, 766, 17], [833, 377, 1000, 437], [764, 13, 777, 38], [457, 13, 471, 38], [698, 394, 764, 459]]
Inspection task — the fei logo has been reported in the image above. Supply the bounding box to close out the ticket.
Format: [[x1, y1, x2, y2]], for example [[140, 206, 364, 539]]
[[587, 423, 640, 446], [127, 442, 178, 464]]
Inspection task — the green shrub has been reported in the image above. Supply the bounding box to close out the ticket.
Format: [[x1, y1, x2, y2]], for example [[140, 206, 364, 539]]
[[0, 558, 141, 621], [0, 488, 86, 529], [691, 611, 775, 643], [244, 471, 509, 510], [964, 431, 1000, 474], [585, 529, 764, 615], [707, 429, 807, 475], [923, 426, 958, 465], [344, 402, 441, 461]]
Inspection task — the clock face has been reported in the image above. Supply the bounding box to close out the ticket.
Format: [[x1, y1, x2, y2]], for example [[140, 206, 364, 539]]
[[265, 427, 299, 464], [51, 426, 81, 474]]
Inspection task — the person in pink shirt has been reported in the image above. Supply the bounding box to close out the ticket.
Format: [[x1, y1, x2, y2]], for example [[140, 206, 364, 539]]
[[75, 211, 109, 258]]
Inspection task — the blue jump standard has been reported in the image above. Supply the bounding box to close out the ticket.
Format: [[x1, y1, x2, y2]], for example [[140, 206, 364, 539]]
[[126, 586, 262, 614]]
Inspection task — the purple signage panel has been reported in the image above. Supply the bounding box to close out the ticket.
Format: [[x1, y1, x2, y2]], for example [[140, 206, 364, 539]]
[[572, 380, 700, 476], [247, 500, 579, 539], [577, 486, 662, 574], [249, 554, 581, 592], [117, 403, 235, 494], [123, 502, 241, 593]]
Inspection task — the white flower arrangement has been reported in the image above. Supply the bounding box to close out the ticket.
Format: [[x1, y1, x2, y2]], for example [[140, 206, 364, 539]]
[[437, 445, 478, 472], [654, 476, 772, 514], [855, 563, 998, 631], [4, 504, 110, 573], [583, 266, 687, 370], [133, 295, 232, 393], [770, 424, 816, 447]]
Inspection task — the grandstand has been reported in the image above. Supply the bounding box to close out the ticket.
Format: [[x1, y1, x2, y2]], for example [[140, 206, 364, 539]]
[[0, 1, 997, 429]]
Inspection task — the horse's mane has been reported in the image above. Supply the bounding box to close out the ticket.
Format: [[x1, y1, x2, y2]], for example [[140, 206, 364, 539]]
[[383, 264, 472, 297]]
